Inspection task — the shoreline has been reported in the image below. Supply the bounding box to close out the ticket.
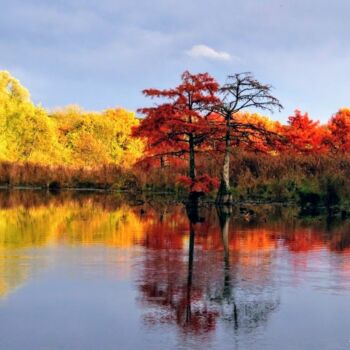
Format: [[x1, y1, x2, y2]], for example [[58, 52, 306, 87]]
[[0, 186, 325, 207]]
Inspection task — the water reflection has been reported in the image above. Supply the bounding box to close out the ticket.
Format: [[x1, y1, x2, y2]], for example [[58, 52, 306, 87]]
[[137, 203, 280, 338], [1, 190, 350, 349]]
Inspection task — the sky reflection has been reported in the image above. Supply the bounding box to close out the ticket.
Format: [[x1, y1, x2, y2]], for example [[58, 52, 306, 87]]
[[0, 190, 349, 349]]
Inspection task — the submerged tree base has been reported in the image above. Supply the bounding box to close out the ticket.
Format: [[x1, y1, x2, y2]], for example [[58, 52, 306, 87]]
[[216, 191, 233, 205]]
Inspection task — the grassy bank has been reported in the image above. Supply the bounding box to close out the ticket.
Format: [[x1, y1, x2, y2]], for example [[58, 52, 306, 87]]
[[0, 162, 140, 191], [2, 153, 350, 215]]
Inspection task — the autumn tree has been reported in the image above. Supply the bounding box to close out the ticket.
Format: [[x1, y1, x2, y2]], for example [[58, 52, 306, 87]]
[[325, 108, 350, 153], [50, 105, 143, 167], [283, 110, 327, 154], [213, 73, 283, 204], [0, 71, 63, 163], [0, 71, 144, 168], [233, 112, 282, 152], [134, 71, 220, 199]]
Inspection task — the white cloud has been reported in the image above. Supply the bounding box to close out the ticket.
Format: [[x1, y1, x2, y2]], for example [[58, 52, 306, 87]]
[[186, 44, 232, 61]]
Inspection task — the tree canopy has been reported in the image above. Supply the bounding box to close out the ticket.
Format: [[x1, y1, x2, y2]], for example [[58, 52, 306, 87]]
[[0, 71, 143, 167]]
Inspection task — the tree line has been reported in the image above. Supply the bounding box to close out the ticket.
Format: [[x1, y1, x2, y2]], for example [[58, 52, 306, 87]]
[[0, 71, 143, 167], [134, 71, 350, 205], [1, 69, 350, 208]]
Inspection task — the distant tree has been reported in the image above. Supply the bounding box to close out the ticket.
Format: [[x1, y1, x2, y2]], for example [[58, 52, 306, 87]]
[[0, 71, 62, 163], [0, 71, 144, 168], [134, 71, 220, 198], [0, 70, 30, 104], [51, 105, 143, 167], [324, 108, 350, 153], [213, 73, 283, 204], [283, 110, 327, 154]]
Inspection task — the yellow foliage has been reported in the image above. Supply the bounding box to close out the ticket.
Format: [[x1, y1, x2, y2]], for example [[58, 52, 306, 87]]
[[0, 70, 30, 105], [0, 71, 144, 168], [0, 200, 147, 297]]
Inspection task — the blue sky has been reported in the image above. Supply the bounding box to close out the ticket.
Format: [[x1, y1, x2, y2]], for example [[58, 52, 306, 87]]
[[0, 0, 349, 122]]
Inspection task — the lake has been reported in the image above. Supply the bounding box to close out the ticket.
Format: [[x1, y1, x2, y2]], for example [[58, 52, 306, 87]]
[[0, 190, 349, 350]]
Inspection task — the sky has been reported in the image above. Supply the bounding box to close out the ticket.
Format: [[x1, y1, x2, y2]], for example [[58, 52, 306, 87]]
[[0, 0, 349, 122]]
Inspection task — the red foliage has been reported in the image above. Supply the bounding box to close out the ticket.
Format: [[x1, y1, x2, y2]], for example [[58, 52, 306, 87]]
[[283, 110, 327, 154], [134, 72, 219, 149], [177, 174, 219, 193], [131, 71, 350, 198], [133, 71, 220, 191], [325, 108, 350, 152]]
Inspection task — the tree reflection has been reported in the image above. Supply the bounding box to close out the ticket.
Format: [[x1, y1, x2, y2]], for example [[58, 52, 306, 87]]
[[138, 200, 219, 334], [182, 199, 219, 332], [1, 189, 350, 319], [216, 205, 238, 328], [210, 206, 281, 333], [138, 202, 282, 336]]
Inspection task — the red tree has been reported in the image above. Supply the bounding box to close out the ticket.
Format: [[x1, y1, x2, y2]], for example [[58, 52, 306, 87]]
[[283, 110, 327, 154], [133, 71, 220, 196], [325, 108, 350, 153]]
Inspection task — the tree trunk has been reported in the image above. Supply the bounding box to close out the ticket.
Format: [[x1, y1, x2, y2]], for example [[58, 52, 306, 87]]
[[188, 133, 201, 203], [216, 116, 233, 204], [217, 206, 238, 327], [188, 133, 196, 183], [218, 207, 231, 300], [185, 221, 195, 323], [186, 196, 202, 224]]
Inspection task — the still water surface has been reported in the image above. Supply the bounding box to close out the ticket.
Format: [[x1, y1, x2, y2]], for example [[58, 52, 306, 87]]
[[0, 191, 350, 349]]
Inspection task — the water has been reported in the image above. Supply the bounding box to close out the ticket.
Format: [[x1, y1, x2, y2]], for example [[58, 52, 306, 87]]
[[0, 190, 350, 349]]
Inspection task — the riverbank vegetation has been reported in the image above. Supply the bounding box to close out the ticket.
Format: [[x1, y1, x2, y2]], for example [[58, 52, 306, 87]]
[[2, 70, 350, 212]]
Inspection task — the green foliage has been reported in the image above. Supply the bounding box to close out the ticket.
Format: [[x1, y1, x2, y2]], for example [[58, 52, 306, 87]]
[[321, 176, 342, 207], [297, 180, 322, 214]]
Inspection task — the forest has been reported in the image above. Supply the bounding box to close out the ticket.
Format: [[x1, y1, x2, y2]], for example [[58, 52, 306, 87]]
[[1, 70, 350, 212]]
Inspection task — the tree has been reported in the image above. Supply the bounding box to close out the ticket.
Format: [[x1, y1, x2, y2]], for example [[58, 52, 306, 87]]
[[325, 108, 350, 153], [0, 71, 30, 105], [0, 70, 144, 169], [283, 110, 327, 154], [5, 105, 62, 163], [0, 71, 63, 163], [213, 73, 283, 204], [51, 105, 143, 167], [134, 71, 220, 199]]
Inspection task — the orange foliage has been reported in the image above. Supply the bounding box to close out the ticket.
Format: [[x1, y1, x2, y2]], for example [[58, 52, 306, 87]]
[[325, 108, 350, 152], [177, 174, 219, 193], [283, 110, 328, 154]]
